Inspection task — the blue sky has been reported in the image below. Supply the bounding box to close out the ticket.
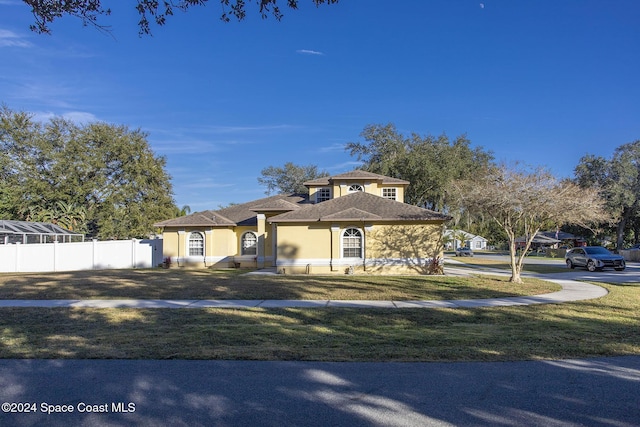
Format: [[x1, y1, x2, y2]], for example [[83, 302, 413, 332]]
[[1, 0, 638, 210]]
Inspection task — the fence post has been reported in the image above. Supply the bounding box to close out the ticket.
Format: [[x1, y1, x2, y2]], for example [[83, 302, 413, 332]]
[[14, 242, 20, 272], [92, 239, 98, 269], [53, 240, 58, 272], [131, 239, 137, 268]]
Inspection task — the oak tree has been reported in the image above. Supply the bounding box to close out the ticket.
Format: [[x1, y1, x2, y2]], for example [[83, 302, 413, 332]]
[[22, 0, 340, 35], [0, 105, 177, 239], [574, 140, 640, 250], [258, 162, 328, 195], [346, 123, 494, 211]]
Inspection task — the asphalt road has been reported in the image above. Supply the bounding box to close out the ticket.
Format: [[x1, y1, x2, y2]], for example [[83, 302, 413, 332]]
[[1, 357, 639, 427], [460, 254, 640, 284]]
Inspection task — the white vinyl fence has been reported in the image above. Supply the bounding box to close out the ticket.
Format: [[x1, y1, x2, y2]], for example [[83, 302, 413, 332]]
[[0, 239, 163, 273]]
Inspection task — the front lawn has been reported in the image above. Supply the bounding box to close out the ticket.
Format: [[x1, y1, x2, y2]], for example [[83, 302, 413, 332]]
[[0, 282, 638, 361], [1, 270, 637, 362], [0, 269, 558, 300]]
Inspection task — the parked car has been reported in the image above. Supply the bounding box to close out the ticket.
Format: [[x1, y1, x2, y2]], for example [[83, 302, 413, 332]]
[[628, 243, 640, 250], [455, 247, 474, 257], [565, 246, 626, 272]]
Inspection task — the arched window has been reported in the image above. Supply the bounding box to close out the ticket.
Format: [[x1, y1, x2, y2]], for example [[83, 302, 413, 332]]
[[348, 184, 364, 193], [241, 232, 257, 255], [188, 232, 204, 256], [342, 228, 363, 258]]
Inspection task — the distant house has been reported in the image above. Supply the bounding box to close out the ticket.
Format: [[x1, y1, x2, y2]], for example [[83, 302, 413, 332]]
[[0, 220, 84, 245], [444, 229, 488, 251], [154, 170, 451, 274], [515, 231, 586, 250]]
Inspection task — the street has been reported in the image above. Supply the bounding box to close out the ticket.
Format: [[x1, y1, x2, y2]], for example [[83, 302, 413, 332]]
[[1, 357, 639, 426]]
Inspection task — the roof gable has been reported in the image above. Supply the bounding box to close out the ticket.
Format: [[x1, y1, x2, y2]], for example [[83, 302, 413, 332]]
[[269, 191, 450, 223]]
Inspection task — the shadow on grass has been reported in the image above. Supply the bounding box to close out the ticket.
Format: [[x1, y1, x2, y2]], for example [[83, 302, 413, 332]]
[[0, 282, 637, 362], [0, 270, 558, 300]]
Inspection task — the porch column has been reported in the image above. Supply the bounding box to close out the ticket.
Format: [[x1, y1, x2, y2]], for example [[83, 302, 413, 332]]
[[330, 224, 340, 271], [256, 214, 266, 269]]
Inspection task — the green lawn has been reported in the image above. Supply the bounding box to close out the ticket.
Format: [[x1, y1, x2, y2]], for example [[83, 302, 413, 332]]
[[0, 269, 557, 300], [0, 270, 638, 362]]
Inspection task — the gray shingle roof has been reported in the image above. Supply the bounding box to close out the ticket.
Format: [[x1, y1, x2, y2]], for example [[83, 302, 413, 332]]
[[154, 194, 308, 228], [304, 170, 410, 186], [268, 192, 450, 223]]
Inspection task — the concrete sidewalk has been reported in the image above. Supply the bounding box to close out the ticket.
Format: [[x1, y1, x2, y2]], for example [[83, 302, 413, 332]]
[[0, 275, 608, 309]]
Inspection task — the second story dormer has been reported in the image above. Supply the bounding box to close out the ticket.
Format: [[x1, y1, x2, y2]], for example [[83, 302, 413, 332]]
[[304, 170, 409, 203]]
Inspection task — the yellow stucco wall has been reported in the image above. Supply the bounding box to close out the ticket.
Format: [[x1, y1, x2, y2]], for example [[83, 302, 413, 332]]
[[273, 221, 445, 275], [276, 224, 331, 260], [160, 219, 444, 274], [308, 182, 406, 202]]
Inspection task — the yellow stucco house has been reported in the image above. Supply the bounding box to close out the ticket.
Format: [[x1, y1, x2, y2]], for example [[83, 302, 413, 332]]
[[154, 170, 451, 274]]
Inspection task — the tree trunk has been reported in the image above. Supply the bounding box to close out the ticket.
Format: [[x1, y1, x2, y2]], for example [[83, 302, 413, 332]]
[[508, 237, 523, 283]]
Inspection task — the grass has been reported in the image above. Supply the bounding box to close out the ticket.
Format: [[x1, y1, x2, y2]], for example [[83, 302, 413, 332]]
[[0, 269, 558, 300], [450, 256, 570, 274], [0, 270, 638, 362]]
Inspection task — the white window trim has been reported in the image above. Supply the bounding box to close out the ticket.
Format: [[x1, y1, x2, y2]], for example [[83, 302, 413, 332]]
[[187, 231, 205, 257], [381, 187, 397, 200], [315, 187, 332, 203], [241, 231, 258, 256], [347, 184, 364, 193], [340, 226, 364, 259]]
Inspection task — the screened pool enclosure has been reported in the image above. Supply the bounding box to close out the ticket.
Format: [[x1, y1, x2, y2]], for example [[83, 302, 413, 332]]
[[0, 220, 84, 244]]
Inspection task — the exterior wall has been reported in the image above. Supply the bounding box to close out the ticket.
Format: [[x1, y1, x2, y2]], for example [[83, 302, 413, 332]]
[[275, 223, 332, 274], [309, 182, 407, 202], [161, 225, 274, 269], [467, 237, 487, 250], [162, 227, 238, 268], [274, 221, 445, 275], [365, 222, 444, 274]]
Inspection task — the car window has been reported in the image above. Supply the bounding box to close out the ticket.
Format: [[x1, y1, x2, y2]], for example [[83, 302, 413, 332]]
[[585, 247, 610, 255]]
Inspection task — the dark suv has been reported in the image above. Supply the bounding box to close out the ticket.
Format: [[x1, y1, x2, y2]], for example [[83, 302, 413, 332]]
[[565, 246, 626, 272]]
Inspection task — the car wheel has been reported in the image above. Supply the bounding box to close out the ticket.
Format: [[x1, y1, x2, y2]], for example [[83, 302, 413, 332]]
[[587, 260, 597, 272], [566, 259, 574, 269]]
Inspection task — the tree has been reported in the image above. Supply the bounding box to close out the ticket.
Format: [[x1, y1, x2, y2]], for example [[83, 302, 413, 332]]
[[0, 106, 177, 239], [176, 205, 192, 216], [450, 164, 607, 283], [574, 140, 640, 250], [346, 123, 494, 211], [257, 162, 328, 195], [22, 0, 340, 35]]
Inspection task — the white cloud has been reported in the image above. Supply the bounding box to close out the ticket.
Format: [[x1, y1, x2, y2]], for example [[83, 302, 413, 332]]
[[296, 49, 324, 56], [61, 111, 99, 123], [318, 142, 347, 153], [0, 29, 32, 48], [32, 111, 99, 124]]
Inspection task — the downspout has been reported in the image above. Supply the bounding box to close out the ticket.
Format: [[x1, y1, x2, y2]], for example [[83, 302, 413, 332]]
[[362, 219, 366, 272]]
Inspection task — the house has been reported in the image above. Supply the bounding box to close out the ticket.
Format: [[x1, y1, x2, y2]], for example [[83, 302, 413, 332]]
[[444, 229, 488, 251], [154, 170, 451, 274], [515, 231, 585, 250]]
